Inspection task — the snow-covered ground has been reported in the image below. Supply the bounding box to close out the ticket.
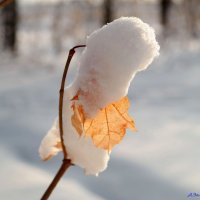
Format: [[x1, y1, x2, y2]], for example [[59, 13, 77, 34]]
[[0, 1, 200, 200]]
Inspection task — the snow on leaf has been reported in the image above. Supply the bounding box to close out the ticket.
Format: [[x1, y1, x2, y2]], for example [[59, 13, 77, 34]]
[[39, 120, 62, 161], [43, 142, 62, 161], [71, 96, 136, 151]]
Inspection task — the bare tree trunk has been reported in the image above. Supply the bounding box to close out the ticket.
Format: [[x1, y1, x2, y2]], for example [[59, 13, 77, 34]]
[[160, 0, 172, 27], [102, 0, 113, 25], [1, 0, 18, 52], [52, 1, 64, 54], [183, 0, 200, 37]]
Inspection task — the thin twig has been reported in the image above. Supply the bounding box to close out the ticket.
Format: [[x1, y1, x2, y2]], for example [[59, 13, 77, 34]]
[[59, 45, 86, 159], [0, 0, 13, 8], [41, 159, 72, 200], [40, 45, 86, 200]]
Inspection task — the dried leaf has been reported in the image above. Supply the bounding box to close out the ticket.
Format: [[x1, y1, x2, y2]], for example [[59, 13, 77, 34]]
[[71, 103, 85, 136], [71, 96, 136, 151]]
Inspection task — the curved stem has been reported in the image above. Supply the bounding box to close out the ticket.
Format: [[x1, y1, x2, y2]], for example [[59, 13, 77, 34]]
[[59, 45, 86, 159], [41, 45, 86, 200]]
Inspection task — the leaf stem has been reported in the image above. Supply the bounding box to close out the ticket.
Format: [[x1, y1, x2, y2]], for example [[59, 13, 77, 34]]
[[41, 45, 86, 200]]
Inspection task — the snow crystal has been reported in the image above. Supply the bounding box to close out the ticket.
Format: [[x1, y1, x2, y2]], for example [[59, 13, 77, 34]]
[[72, 17, 160, 117]]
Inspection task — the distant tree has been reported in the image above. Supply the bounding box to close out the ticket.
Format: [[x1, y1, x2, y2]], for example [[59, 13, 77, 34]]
[[183, 0, 200, 37], [102, 0, 113, 25], [1, 0, 18, 52], [52, 1, 64, 53], [160, 0, 172, 27]]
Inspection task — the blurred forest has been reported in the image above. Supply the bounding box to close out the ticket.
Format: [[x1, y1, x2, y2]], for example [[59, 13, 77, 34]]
[[0, 0, 200, 55]]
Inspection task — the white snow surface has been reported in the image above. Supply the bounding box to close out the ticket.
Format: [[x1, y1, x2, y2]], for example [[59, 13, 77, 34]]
[[0, 148, 104, 200], [39, 17, 159, 175], [72, 17, 159, 116]]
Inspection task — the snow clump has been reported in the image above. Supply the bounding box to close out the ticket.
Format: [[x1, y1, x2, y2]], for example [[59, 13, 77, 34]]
[[39, 17, 160, 175]]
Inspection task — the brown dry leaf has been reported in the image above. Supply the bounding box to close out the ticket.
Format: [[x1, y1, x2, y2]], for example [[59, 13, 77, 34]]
[[71, 96, 136, 151], [71, 103, 85, 136]]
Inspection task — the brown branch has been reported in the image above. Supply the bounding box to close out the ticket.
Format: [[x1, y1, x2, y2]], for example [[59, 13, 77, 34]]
[[41, 159, 72, 200], [59, 45, 86, 159], [0, 0, 13, 8], [41, 45, 86, 200]]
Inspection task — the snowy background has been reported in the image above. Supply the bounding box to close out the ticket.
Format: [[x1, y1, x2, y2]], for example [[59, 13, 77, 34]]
[[0, 0, 200, 199]]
